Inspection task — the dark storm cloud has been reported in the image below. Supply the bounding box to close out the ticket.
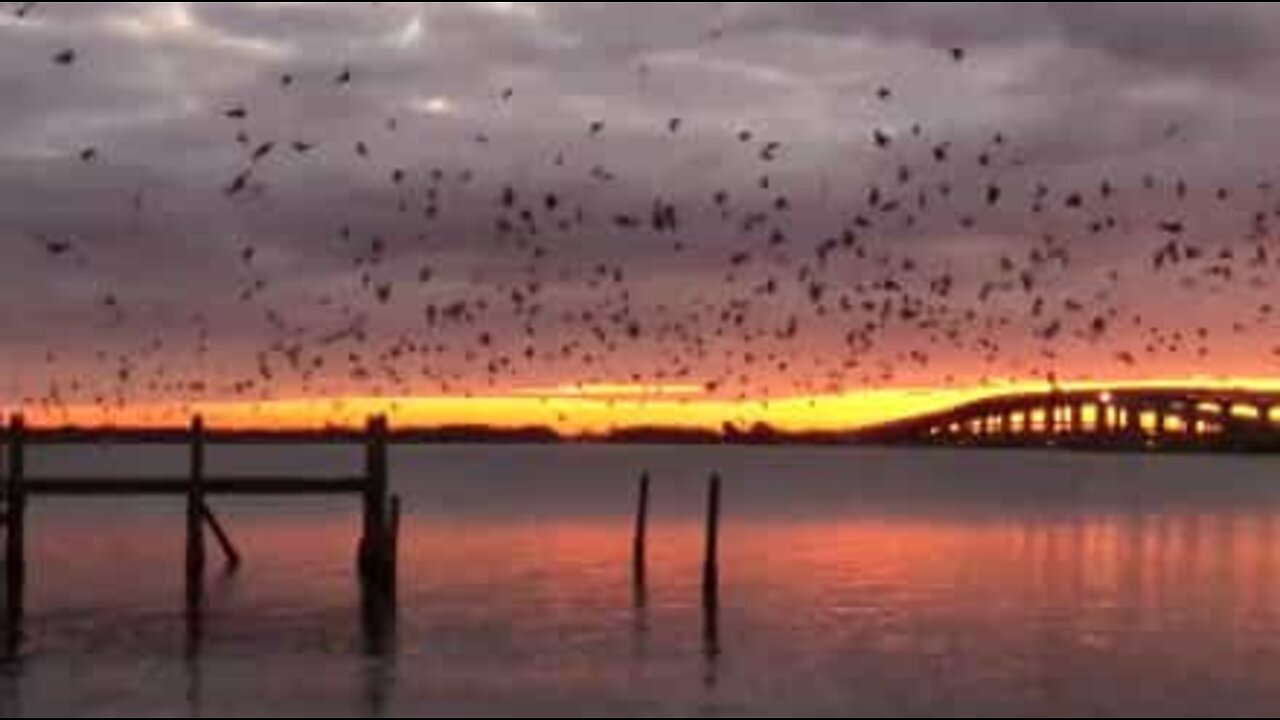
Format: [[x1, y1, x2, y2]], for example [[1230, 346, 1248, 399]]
[[2, 2, 1280, 401]]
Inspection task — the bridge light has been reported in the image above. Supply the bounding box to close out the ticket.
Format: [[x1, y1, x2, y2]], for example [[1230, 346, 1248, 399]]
[[1099, 391, 1114, 406]]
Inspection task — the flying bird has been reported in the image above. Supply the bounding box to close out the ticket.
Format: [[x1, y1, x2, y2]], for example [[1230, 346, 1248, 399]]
[[986, 184, 1002, 207], [38, 237, 73, 257], [224, 170, 252, 197], [251, 142, 275, 163]]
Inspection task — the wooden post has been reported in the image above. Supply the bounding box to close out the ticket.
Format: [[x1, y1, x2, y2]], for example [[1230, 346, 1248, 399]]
[[703, 473, 721, 612], [200, 502, 242, 571], [360, 416, 389, 588], [186, 416, 207, 610], [702, 473, 722, 662], [386, 494, 401, 602], [633, 471, 650, 599], [5, 414, 26, 626]]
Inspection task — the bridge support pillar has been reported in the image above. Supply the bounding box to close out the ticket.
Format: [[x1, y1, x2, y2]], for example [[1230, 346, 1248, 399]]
[[983, 415, 997, 439], [1115, 407, 1128, 436], [1068, 403, 1083, 436], [1122, 407, 1140, 438], [1222, 403, 1240, 439]]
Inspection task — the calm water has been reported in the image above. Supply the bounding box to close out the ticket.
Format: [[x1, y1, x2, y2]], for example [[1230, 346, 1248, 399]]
[[5, 445, 1280, 717]]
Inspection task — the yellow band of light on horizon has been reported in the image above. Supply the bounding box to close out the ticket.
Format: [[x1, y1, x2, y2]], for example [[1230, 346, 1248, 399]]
[[10, 376, 1280, 433]]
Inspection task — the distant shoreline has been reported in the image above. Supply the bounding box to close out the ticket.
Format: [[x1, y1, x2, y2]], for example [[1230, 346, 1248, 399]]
[[7, 385, 1280, 453]]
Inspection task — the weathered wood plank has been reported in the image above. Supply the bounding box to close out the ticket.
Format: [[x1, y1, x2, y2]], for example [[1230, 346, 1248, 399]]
[[24, 477, 367, 497]]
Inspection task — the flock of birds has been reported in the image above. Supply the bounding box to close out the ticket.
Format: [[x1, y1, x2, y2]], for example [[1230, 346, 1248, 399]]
[[5, 2, 1280, 422]]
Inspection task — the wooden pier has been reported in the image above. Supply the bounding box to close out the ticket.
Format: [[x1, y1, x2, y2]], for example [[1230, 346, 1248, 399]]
[[1, 414, 401, 642], [3, 421, 731, 659]]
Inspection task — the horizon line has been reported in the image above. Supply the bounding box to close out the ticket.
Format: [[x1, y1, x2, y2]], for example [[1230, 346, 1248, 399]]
[[7, 376, 1280, 434]]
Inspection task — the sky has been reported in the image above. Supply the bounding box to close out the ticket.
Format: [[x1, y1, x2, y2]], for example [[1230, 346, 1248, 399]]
[[3, 2, 1280, 429]]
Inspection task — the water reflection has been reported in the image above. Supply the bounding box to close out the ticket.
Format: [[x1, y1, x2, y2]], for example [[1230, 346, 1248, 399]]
[[8, 445, 1280, 715], [0, 665, 17, 718], [183, 605, 202, 718], [702, 600, 721, 690], [360, 577, 398, 718], [631, 551, 650, 663]]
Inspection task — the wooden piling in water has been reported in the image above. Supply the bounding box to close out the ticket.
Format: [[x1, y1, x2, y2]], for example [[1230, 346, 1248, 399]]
[[186, 416, 207, 610], [360, 416, 390, 591], [5, 414, 26, 625], [702, 473, 722, 662], [387, 494, 401, 603], [703, 473, 721, 612], [633, 471, 650, 593]]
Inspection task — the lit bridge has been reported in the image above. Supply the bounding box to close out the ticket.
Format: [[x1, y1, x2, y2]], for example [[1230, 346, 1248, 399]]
[[855, 387, 1280, 451]]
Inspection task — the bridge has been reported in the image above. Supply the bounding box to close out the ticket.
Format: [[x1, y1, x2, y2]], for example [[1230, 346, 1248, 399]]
[[855, 387, 1280, 451]]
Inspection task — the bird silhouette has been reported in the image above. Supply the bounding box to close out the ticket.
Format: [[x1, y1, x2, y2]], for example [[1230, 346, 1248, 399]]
[[224, 170, 252, 197], [251, 142, 275, 163]]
